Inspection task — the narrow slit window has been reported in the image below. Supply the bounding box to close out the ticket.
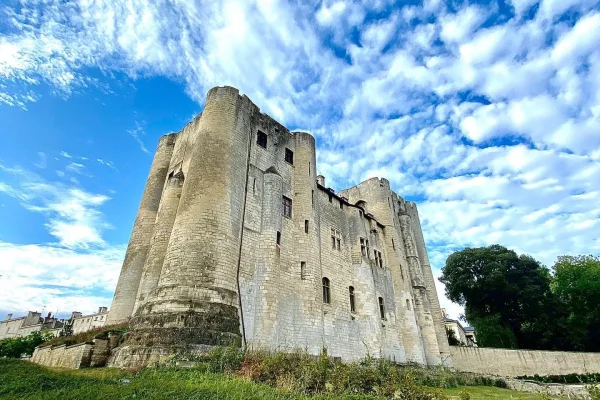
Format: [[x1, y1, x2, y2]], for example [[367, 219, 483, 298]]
[[276, 231, 281, 246], [305, 220, 309, 233], [285, 148, 294, 164], [406, 299, 411, 310], [379, 297, 385, 320], [252, 178, 256, 194], [340, 200, 343, 209], [329, 193, 332, 202], [257, 130, 267, 148], [360, 238, 366, 256], [283, 196, 292, 217], [308, 162, 311, 176], [349, 286, 356, 313], [300, 262, 306, 280], [374, 251, 380, 266], [392, 238, 395, 250], [312, 190, 314, 207], [322, 277, 331, 304]]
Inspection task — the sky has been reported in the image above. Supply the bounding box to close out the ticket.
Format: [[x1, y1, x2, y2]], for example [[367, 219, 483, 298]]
[[0, 0, 599, 322]]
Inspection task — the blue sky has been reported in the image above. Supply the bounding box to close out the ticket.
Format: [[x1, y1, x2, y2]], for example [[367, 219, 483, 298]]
[[0, 0, 599, 321]]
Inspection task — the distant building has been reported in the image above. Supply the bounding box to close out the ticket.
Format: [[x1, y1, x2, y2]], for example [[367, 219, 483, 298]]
[[441, 309, 477, 347], [0, 312, 64, 340], [69, 307, 109, 334]]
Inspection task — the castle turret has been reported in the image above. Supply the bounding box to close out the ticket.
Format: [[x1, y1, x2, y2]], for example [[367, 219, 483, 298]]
[[110, 87, 256, 367], [108, 134, 176, 324], [133, 170, 184, 313]]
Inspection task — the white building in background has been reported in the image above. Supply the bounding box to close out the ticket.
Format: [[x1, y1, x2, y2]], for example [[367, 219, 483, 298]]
[[70, 307, 109, 334], [442, 309, 477, 347], [0, 306, 110, 340], [0, 312, 64, 340]]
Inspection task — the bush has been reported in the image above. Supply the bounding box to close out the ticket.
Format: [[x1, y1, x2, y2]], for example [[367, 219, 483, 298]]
[[0, 331, 54, 358]]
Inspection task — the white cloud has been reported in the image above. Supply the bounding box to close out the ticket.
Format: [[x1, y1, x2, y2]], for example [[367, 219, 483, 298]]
[[1, 0, 599, 323]]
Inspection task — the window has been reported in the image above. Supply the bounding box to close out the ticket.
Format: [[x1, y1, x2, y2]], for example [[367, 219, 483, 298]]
[[331, 228, 341, 250], [257, 130, 267, 148], [329, 193, 333, 202], [349, 286, 356, 313], [392, 238, 395, 250], [312, 190, 314, 206], [301, 262, 306, 280], [283, 196, 292, 217], [322, 277, 331, 304], [340, 200, 343, 209], [305, 220, 309, 233], [276, 231, 281, 245], [379, 297, 385, 320], [406, 299, 411, 310], [375, 250, 383, 268], [285, 148, 294, 164], [360, 238, 367, 256]]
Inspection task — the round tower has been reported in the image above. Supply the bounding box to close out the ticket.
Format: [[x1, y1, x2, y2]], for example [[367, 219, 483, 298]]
[[108, 133, 176, 324], [133, 170, 184, 314], [109, 87, 256, 367]]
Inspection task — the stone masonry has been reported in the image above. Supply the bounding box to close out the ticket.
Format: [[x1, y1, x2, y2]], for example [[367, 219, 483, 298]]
[[107, 86, 451, 368]]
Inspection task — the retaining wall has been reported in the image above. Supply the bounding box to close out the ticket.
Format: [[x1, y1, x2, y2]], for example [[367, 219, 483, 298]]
[[31, 333, 120, 369], [451, 346, 600, 377]]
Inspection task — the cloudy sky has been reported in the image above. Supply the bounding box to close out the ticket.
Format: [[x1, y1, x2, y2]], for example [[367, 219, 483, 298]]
[[0, 0, 599, 321]]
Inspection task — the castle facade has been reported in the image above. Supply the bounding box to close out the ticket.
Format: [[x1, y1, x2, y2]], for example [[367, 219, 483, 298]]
[[107, 86, 450, 367]]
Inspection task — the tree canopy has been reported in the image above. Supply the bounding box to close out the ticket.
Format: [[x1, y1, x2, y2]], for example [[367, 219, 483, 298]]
[[440, 246, 600, 351]]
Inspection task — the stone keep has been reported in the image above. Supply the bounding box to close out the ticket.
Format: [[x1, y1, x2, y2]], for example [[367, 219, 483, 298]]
[[107, 86, 450, 367]]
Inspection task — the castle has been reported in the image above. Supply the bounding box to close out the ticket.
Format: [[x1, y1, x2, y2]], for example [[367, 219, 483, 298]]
[[107, 86, 451, 367]]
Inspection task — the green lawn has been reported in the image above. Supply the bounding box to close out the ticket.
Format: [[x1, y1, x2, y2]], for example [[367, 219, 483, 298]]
[[0, 359, 556, 400]]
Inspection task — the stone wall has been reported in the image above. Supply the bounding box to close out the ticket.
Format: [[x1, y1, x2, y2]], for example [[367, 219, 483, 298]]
[[451, 346, 600, 377], [31, 343, 94, 369], [31, 334, 120, 369]]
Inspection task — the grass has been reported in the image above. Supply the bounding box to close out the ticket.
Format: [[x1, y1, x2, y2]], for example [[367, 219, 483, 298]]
[[40, 323, 128, 348], [444, 386, 558, 399], [0, 358, 559, 400]]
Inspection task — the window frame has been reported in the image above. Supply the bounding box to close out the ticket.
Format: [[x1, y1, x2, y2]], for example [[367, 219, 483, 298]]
[[282, 196, 293, 218], [257, 130, 267, 149], [331, 228, 341, 250], [322, 277, 331, 304], [349, 286, 356, 313], [285, 148, 294, 165], [378, 297, 385, 320]]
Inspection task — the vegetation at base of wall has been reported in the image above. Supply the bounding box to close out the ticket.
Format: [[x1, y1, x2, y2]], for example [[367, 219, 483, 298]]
[[0, 358, 551, 400], [39, 323, 129, 348], [440, 247, 600, 352], [0, 331, 55, 358], [153, 347, 506, 398], [515, 373, 600, 384]]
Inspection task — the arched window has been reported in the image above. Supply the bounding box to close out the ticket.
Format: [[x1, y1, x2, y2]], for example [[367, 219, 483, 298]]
[[322, 277, 331, 304], [349, 286, 356, 313], [379, 297, 385, 320]]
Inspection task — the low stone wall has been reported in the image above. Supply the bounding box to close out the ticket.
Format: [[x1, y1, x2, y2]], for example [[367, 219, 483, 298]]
[[31, 333, 121, 369], [31, 342, 94, 369], [451, 346, 600, 377]]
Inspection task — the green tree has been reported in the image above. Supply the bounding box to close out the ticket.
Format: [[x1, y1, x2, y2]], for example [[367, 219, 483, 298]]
[[552, 255, 600, 352], [0, 331, 54, 358], [439, 245, 554, 349]]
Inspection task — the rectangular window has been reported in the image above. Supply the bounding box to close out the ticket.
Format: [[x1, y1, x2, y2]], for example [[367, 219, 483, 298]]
[[329, 193, 332, 202], [379, 297, 385, 320], [283, 196, 292, 217], [349, 286, 356, 313], [285, 148, 294, 164], [339, 200, 343, 209], [301, 262, 306, 280], [374, 251, 380, 266], [276, 231, 281, 246], [305, 220, 309, 233], [257, 130, 267, 148], [376, 250, 384, 268], [331, 228, 341, 250], [406, 299, 411, 310], [360, 238, 366, 256]]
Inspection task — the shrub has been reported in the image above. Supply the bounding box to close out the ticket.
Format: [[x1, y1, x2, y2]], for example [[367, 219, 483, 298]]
[[0, 331, 54, 358]]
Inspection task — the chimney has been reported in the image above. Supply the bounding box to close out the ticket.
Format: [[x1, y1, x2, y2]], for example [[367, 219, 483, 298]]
[[317, 175, 325, 186], [6, 313, 12, 320]]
